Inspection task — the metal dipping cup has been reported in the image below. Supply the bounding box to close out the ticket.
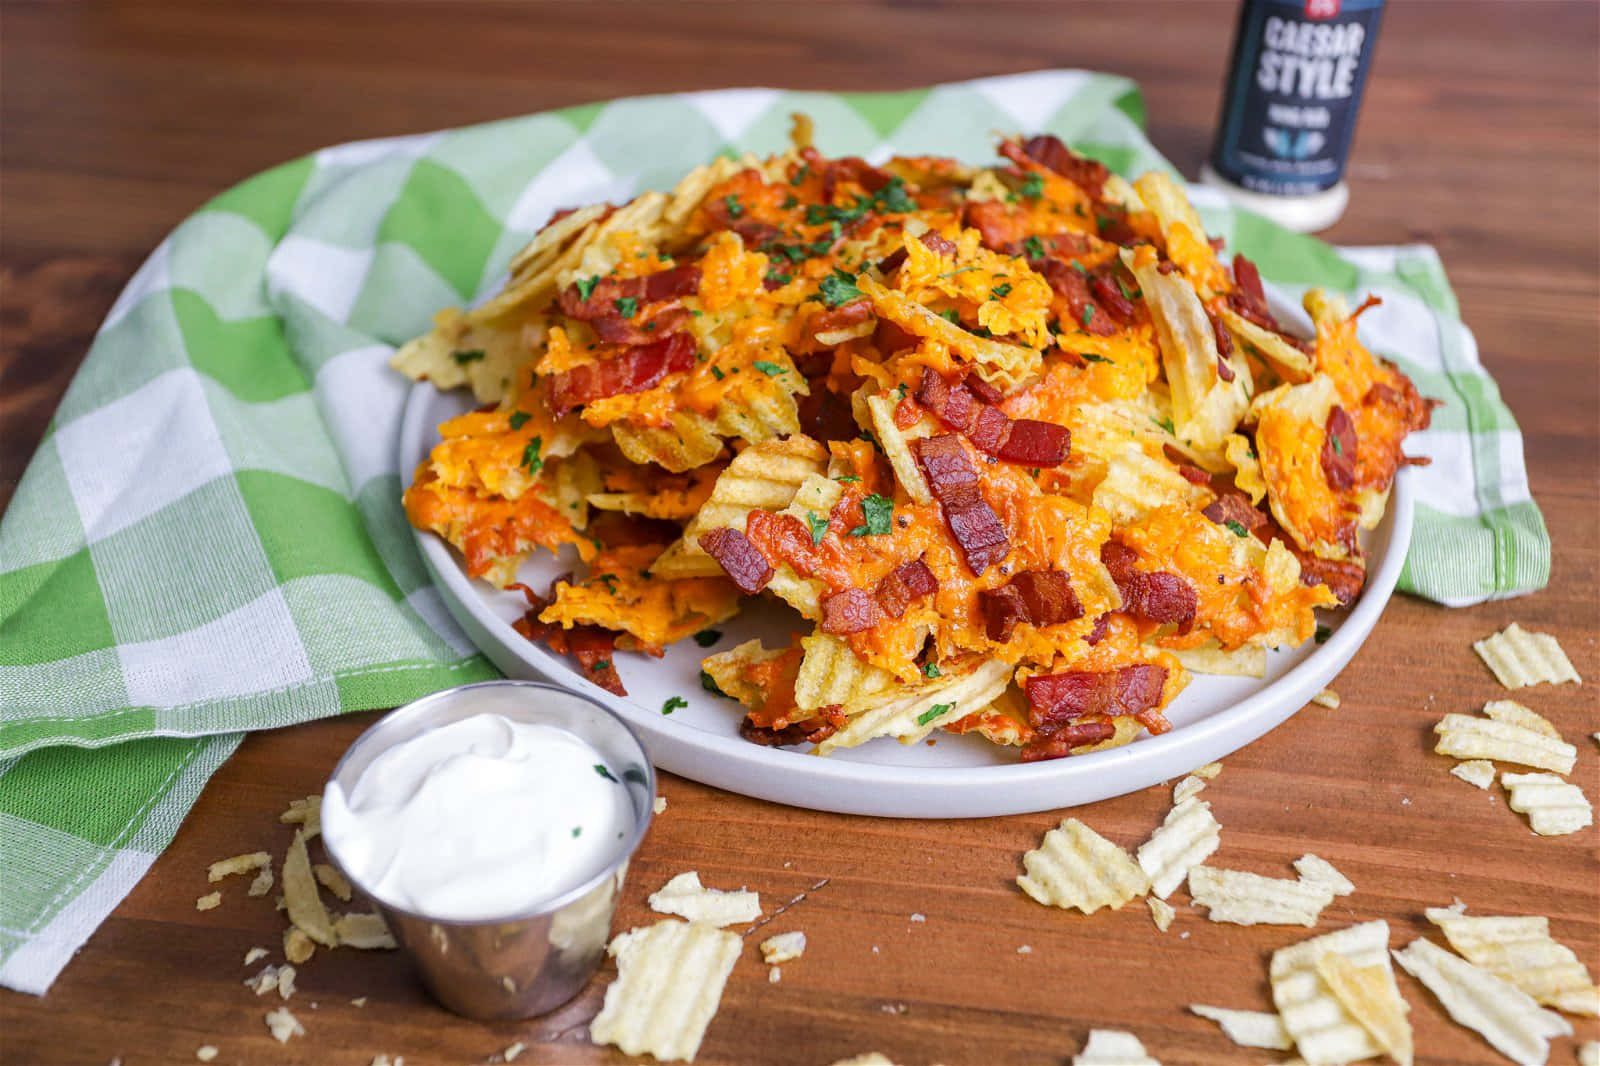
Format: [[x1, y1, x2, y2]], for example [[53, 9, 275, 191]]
[[321, 680, 655, 1020]]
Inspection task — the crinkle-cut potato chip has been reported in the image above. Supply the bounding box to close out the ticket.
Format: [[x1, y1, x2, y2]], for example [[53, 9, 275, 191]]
[[857, 275, 1042, 391], [1136, 797, 1221, 899], [1174, 640, 1266, 679], [759, 931, 806, 965], [1172, 775, 1206, 804], [1189, 1005, 1295, 1051], [1128, 253, 1251, 451], [1270, 921, 1394, 1066], [208, 851, 270, 883], [701, 638, 797, 714], [1501, 772, 1593, 836], [1249, 374, 1351, 560], [539, 545, 742, 650], [1482, 698, 1564, 738], [1017, 818, 1149, 915], [334, 911, 397, 950], [1072, 1029, 1162, 1066], [663, 155, 747, 229], [794, 632, 898, 713], [1450, 760, 1497, 789], [611, 410, 725, 475], [1315, 952, 1414, 1066], [280, 795, 322, 837], [865, 391, 934, 505], [1147, 896, 1176, 932], [1473, 623, 1582, 689], [282, 830, 337, 948], [1580, 1041, 1600, 1066], [814, 659, 1010, 755], [647, 872, 761, 927], [1392, 937, 1570, 1066], [1292, 855, 1354, 897], [1433, 707, 1576, 775], [1217, 305, 1314, 384], [589, 919, 742, 1063], [1133, 172, 1220, 280], [1425, 908, 1600, 1017], [1189, 866, 1335, 928], [1091, 443, 1213, 526]]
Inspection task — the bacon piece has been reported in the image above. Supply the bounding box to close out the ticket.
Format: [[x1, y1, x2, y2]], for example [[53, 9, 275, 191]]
[[821, 587, 881, 634], [1321, 405, 1358, 490], [915, 369, 1069, 466], [915, 368, 977, 432], [873, 318, 921, 355], [1084, 615, 1110, 646], [697, 527, 774, 595], [964, 373, 1003, 404], [589, 305, 689, 346], [1015, 232, 1094, 263], [1004, 135, 1110, 199], [1040, 260, 1115, 337], [980, 569, 1083, 642], [963, 199, 1027, 252], [920, 231, 958, 257], [1160, 444, 1212, 487], [979, 584, 1027, 643], [1297, 553, 1367, 607], [1202, 492, 1267, 533], [994, 418, 1071, 465], [547, 332, 696, 414], [1020, 720, 1117, 762], [1089, 274, 1136, 323], [811, 296, 873, 335], [558, 266, 701, 319], [1095, 205, 1140, 247], [1228, 254, 1280, 330], [1100, 541, 1197, 634], [1025, 664, 1168, 727], [875, 557, 938, 619], [800, 389, 859, 444], [876, 247, 909, 275], [1208, 310, 1237, 382], [912, 434, 1010, 576], [744, 510, 819, 574], [569, 627, 625, 696]]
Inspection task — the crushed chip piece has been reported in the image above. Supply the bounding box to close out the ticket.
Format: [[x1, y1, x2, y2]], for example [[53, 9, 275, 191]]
[[647, 872, 761, 927], [768, 966, 781, 984], [1393, 937, 1570, 1065], [654, 796, 668, 815], [1292, 854, 1355, 897], [1017, 819, 1149, 915], [502, 1041, 526, 1062], [1449, 760, 1497, 789], [1172, 775, 1206, 803], [313, 863, 353, 902], [264, 1006, 304, 1043], [1473, 623, 1581, 688], [244, 965, 282, 997], [1483, 698, 1564, 737], [1502, 772, 1594, 836], [1579, 1040, 1599, 1066], [1073, 1029, 1161, 1065], [280, 795, 323, 838], [247, 865, 274, 897], [195, 1047, 218, 1063], [283, 830, 337, 946], [1147, 897, 1176, 932], [195, 891, 221, 911], [760, 931, 807, 965], [1433, 707, 1576, 774], [350, 997, 368, 1008], [1137, 797, 1221, 899], [1270, 921, 1394, 1066], [1193, 762, 1223, 780], [284, 927, 315, 965], [208, 851, 270, 883], [827, 1056, 895, 1066], [1188, 1005, 1294, 1051], [589, 920, 741, 1063], [334, 911, 397, 950], [1425, 908, 1600, 1016], [274, 964, 297, 1000], [1189, 866, 1335, 927], [1315, 951, 1414, 1066], [243, 946, 269, 966], [1309, 688, 1341, 709]]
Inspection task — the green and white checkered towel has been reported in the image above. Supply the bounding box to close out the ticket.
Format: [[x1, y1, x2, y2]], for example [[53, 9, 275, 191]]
[[0, 71, 1547, 994]]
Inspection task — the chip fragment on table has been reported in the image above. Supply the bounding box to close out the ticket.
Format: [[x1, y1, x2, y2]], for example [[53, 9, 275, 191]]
[[1392, 937, 1570, 1066], [589, 920, 742, 1063], [1472, 623, 1582, 688], [1017, 819, 1149, 915]]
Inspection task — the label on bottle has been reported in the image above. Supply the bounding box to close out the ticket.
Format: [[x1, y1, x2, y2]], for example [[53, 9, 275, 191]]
[[1210, 0, 1384, 196]]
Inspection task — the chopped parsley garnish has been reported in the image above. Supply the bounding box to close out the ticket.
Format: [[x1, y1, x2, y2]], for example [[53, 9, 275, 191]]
[[765, 269, 792, 287], [781, 194, 798, 209], [592, 659, 610, 670], [710, 366, 726, 381], [849, 494, 894, 537], [936, 265, 979, 279], [522, 436, 544, 473], [1019, 172, 1045, 201], [939, 308, 962, 324], [818, 269, 862, 309], [916, 702, 954, 727], [613, 296, 639, 319], [922, 663, 942, 679], [790, 162, 810, 187], [593, 764, 618, 782], [1330, 434, 1344, 455], [1116, 276, 1141, 301], [990, 282, 1013, 300], [1314, 625, 1332, 644], [1081, 353, 1113, 364], [574, 276, 599, 301], [571, 826, 582, 837], [597, 573, 619, 595], [662, 696, 688, 715], [1224, 519, 1250, 538], [1070, 260, 1088, 274], [701, 670, 730, 697], [508, 411, 531, 430], [451, 348, 486, 365], [1022, 235, 1046, 260], [875, 177, 916, 214], [834, 475, 861, 483], [806, 511, 830, 546], [1080, 304, 1096, 326], [1152, 415, 1176, 435], [693, 629, 722, 647], [723, 194, 744, 219], [895, 382, 908, 399], [753, 361, 785, 376]]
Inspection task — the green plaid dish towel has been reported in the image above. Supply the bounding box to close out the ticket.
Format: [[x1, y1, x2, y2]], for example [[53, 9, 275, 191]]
[[0, 70, 1548, 994]]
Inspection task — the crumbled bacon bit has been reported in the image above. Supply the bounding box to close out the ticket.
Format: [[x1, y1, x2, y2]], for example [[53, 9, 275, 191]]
[[1024, 664, 1167, 728], [1228, 254, 1280, 330], [915, 369, 1069, 466], [1201, 492, 1266, 533], [912, 434, 1010, 576], [979, 584, 1027, 643], [1156, 260, 1178, 275], [569, 627, 625, 696], [1020, 720, 1117, 762], [1297, 554, 1367, 606], [1321, 405, 1358, 490], [1162, 444, 1213, 486], [1208, 311, 1237, 382], [1084, 614, 1110, 646], [812, 297, 874, 335], [872, 318, 921, 355], [1040, 260, 1115, 337], [1089, 274, 1137, 323], [1005, 135, 1109, 199], [547, 332, 696, 414], [919, 231, 958, 257], [876, 557, 937, 619], [963, 373, 1003, 405], [558, 266, 700, 320], [979, 570, 1082, 642], [963, 199, 1027, 253], [1101, 541, 1197, 634], [821, 587, 881, 634], [698, 527, 775, 595]]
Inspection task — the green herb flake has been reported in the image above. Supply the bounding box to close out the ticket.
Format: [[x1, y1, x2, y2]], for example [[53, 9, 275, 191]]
[[1081, 353, 1113, 365], [765, 269, 792, 287], [806, 511, 830, 546], [834, 475, 861, 484], [451, 349, 486, 365], [791, 163, 811, 187], [1070, 260, 1088, 274], [1152, 416, 1176, 435], [1080, 304, 1096, 327], [594, 763, 618, 782], [781, 194, 799, 209], [1330, 434, 1344, 455], [661, 696, 689, 716], [574, 276, 599, 301], [916, 702, 954, 727], [522, 436, 544, 473], [1019, 172, 1045, 201], [1116, 276, 1141, 301], [701, 669, 730, 697], [922, 663, 942, 679], [689, 630, 722, 649], [753, 361, 785, 376], [508, 411, 531, 430], [1314, 625, 1332, 644], [818, 269, 862, 309], [723, 194, 744, 219], [939, 308, 962, 324], [849, 494, 894, 537], [571, 826, 582, 838], [613, 296, 639, 319], [990, 282, 1013, 300], [1023, 235, 1046, 260], [592, 658, 609, 670], [1224, 519, 1250, 538], [710, 366, 726, 381]]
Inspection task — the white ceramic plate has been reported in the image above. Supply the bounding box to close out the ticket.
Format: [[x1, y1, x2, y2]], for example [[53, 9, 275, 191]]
[[399, 381, 1412, 818]]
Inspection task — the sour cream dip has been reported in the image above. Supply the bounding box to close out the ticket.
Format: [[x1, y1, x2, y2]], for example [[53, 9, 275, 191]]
[[322, 712, 635, 922]]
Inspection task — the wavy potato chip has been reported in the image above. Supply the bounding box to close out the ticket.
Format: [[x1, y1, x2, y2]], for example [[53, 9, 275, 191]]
[[282, 830, 337, 948], [700, 638, 790, 709], [647, 872, 761, 927], [1315, 951, 1413, 1066], [815, 658, 1009, 755], [1393, 937, 1569, 1066], [1072, 1029, 1161, 1066], [1250, 374, 1351, 560], [1433, 707, 1576, 774], [1091, 442, 1213, 526], [794, 632, 898, 713], [1292, 854, 1354, 897], [1269, 921, 1394, 1066], [1172, 775, 1206, 804], [1017, 818, 1149, 915], [1217, 305, 1314, 383], [1189, 866, 1335, 928], [1136, 797, 1221, 899], [1189, 1005, 1294, 1051], [864, 390, 934, 505], [858, 275, 1042, 391], [611, 410, 725, 474], [1173, 641, 1266, 679], [590, 919, 741, 1063], [1425, 908, 1600, 1017], [1582, 1042, 1600, 1066], [1501, 772, 1593, 836], [1473, 622, 1582, 689]]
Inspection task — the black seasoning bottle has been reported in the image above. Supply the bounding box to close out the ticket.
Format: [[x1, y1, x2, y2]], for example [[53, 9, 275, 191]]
[[1200, 0, 1385, 232]]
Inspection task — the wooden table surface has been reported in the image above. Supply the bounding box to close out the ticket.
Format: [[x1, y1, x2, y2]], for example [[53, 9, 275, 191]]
[[3, 3, 1596, 1064]]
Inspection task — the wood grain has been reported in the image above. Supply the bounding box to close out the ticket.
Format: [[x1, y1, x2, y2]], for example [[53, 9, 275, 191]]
[[2, 3, 1596, 1064]]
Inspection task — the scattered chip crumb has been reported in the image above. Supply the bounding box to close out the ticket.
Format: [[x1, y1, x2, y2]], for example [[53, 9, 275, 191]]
[[1502, 772, 1594, 836], [369, 1056, 403, 1066], [313, 863, 353, 902], [351, 997, 368, 1008], [1179, 931, 1190, 939], [1449, 760, 1497, 789], [284, 926, 316, 964], [280, 795, 323, 838], [909, 912, 925, 923], [1148, 897, 1176, 932], [195, 892, 221, 911], [208, 851, 270, 883], [1579, 1040, 1599, 1066], [589, 920, 741, 1062], [1172, 775, 1206, 803], [264, 1006, 304, 1043], [334, 910, 397, 950], [1016, 944, 1032, 955], [501, 1041, 526, 1062], [1269, 920, 1398, 1066], [827, 1055, 895, 1066], [1292, 854, 1355, 897], [1473, 622, 1582, 688], [244, 965, 281, 997], [247, 865, 274, 897], [1434, 701, 1576, 774], [275, 964, 297, 1000], [1193, 761, 1223, 780], [1310, 688, 1341, 709], [243, 946, 269, 966], [879, 1002, 907, 1015], [1018, 818, 1149, 914], [760, 931, 807, 964], [653, 796, 667, 814], [1426, 906, 1600, 1016], [1188, 1005, 1293, 1050], [1189, 866, 1334, 927], [647, 871, 761, 927], [195, 1047, 218, 1063], [1072, 1029, 1161, 1065], [768, 966, 781, 984], [1393, 936, 1570, 1065]]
